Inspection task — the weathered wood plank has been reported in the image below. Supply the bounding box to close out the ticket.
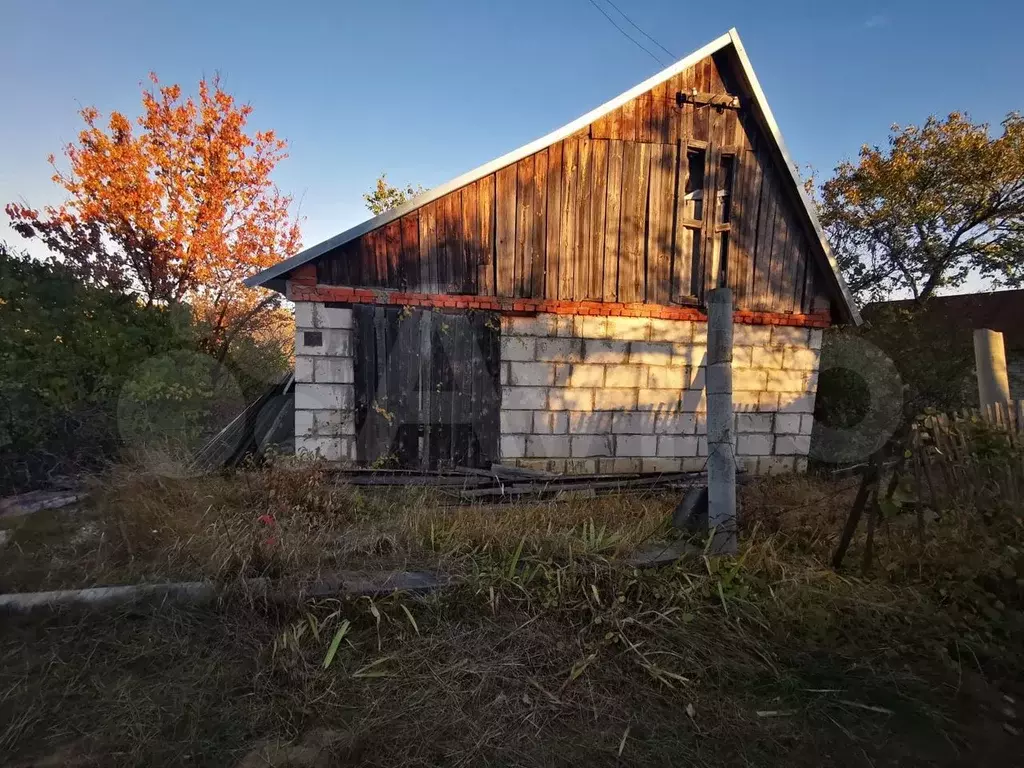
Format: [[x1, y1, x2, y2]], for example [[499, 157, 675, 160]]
[[559, 139, 579, 299], [637, 89, 654, 143], [800, 253, 815, 314], [588, 139, 608, 299], [603, 139, 624, 301], [515, 153, 536, 297], [647, 142, 675, 305], [739, 147, 763, 304], [621, 97, 637, 143], [461, 181, 479, 295], [619, 141, 650, 303], [531, 149, 548, 298], [495, 165, 517, 297], [478, 174, 495, 295], [767, 196, 790, 312], [788, 229, 808, 313], [702, 110, 724, 297], [384, 220, 401, 289], [399, 213, 419, 291], [573, 137, 593, 301], [651, 80, 671, 144], [544, 143, 563, 299]]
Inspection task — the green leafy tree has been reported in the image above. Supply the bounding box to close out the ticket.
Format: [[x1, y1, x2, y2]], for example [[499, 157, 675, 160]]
[[363, 174, 425, 216], [820, 112, 1024, 303]]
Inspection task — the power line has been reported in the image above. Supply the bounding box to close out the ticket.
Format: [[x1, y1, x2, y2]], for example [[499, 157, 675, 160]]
[[585, 0, 669, 67], [603, 0, 677, 61]]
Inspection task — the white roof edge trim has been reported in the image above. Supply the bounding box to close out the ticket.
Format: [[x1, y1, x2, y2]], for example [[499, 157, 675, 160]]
[[726, 30, 861, 325], [247, 27, 861, 326], [245, 30, 734, 289]]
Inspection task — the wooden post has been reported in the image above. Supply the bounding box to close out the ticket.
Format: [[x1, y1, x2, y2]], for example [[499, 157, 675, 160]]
[[974, 328, 1011, 409], [706, 287, 736, 555]]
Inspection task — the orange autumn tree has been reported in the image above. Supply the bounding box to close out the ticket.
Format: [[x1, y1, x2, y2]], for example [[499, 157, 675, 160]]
[[7, 74, 302, 360]]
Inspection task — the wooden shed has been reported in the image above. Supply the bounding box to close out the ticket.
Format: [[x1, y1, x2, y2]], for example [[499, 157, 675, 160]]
[[247, 28, 859, 475]]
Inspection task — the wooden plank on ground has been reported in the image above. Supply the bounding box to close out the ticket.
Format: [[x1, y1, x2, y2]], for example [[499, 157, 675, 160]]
[[619, 141, 650, 303], [495, 165, 517, 297], [588, 139, 608, 299], [647, 142, 675, 305], [544, 143, 563, 299], [477, 174, 495, 295], [603, 140, 624, 301]]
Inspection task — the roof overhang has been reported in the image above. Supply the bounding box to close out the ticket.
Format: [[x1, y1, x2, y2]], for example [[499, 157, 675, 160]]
[[246, 28, 861, 325]]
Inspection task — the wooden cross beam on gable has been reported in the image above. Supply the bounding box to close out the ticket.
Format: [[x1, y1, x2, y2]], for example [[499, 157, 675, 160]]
[[676, 91, 742, 110]]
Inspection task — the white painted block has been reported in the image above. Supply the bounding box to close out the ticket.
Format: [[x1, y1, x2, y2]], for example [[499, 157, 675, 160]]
[[671, 344, 707, 368], [570, 435, 614, 457], [583, 340, 629, 364], [294, 302, 316, 328], [758, 392, 780, 412], [526, 435, 572, 458], [616, 435, 658, 456], [568, 411, 614, 434], [314, 358, 354, 384], [779, 394, 816, 413], [734, 369, 769, 392], [549, 387, 595, 411], [628, 341, 674, 366], [783, 346, 820, 371], [771, 326, 809, 346], [508, 362, 556, 387], [295, 436, 342, 461], [649, 318, 692, 342], [320, 305, 353, 329], [294, 383, 353, 410], [647, 365, 687, 389], [775, 434, 811, 456], [500, 336, 536, 361], [500, 410, 534, 433], [611, 411, 656, 433], [762, 456, 795, 475], [604, 365, 643, 387], [295, 328, 351, 357], [643, 458, 684, 473], [736, 413, 773, 433], [536, 338, 584, 363], [637, 389, 681, 411], [737, 434, 773, 456], [593, 388, 638, 411], [574, 316, 608, 339], [800, 414, 815, 435], [732, 325, 772, 346], [732, 347, 754, 368], [808, 329, 823, 350], [533, 411, 569, 434], [505, 314, 557, 337], [502, 386, 547, 410], [295, 410, 315, 437], [774, 414, 802, 434], [568, 364, 605, 387], [751, 347, 785, 369], [654, 413, 697, 434], [605, 316, 651, 340], [295, 356, 315, 383], [657, 435, 698, 457], [500, 435, 526, 459]]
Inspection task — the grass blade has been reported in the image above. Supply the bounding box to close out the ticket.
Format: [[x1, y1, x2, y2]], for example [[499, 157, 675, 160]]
[[322, 619, 351, 669], [400, 604, 420, 635]]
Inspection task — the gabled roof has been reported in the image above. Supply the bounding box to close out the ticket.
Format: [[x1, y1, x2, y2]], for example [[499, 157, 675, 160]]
[[247, 28, 860, 324]]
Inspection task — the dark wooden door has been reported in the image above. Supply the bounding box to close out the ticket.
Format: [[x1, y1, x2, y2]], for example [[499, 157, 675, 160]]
[[353, 306, 500, 469]]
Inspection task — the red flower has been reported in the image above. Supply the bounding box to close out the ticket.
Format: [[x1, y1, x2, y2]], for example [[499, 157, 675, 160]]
[[257, 514, 276, 527]]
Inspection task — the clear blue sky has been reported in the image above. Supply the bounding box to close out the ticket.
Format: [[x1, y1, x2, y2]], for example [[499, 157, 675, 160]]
[[3, 0, 1022, 275]]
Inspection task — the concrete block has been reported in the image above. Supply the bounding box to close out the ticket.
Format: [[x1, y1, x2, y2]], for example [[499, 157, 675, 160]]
[[783, 346, 820, 371], [555, 316, 575, 338], [629, 341, 674, 366], [685, 366, 706, 391], [500, 363, 510, 385], [647, 365, 688, 389], [536, 338, 584, 363], [800, 414, 815, 435], [564, 459, 598, 474], [736, 456, 760, 474], [568, 364, 605, 387], [319, 304, 353, 329], [732, 325, 772, 346], [500, 410, 534, 433], [553, 364, 572, 386], [616, 435, 658, 456], [694, 415, 707, 434], [599, 457, 643, 474], [500, 435, 526, 459], [612, 411, 656, 433], [779, 394, 816, 413], [537, 411, 570, 434], [295, 356, 315, 383], [732, 347, 753, 368], [571, 435, 613, 457], [751, 347, 785, 369], [734, 391, 760, 411], [504, 314, 557, 337], [516, 458, 565, 473], [658, 435, 698, 457], [650, 318, 692, 342], [679, 388, 707, 414], [568, 411, 614, 433], [808, 329, 823, 350], [500, 336, 536, 362], [593, 388, 638, 411], [605, 316, 651, 340], [762, 456, 795, 475], [775, 434, 811, 456], [295, 383, 353, 410], [637, 389, 681, 411], [642, 458, 684, 473], [697, 436, 708, 456], [774, 414, 802, 434], [508, 361, 556, 387], [574, 316, 608, 339], [294, 302, 316, 328], [296, 327, 351, 357], [737, 434, 773, 456], [295, 410, 314, 437], [736, 413, 773, 433], [733, 369, 769, 392], [502, 386, 548, 410], [771, 326, 809, 346], [583, 339, 629, 364], [605, 365, 643, 388], [766, 369, 810, 393], [526, 434, 571, 458], [692, 323, 708, 344], [654, 413, 697, 434], [549, 387, 594, 411], [680, 457, 707, 473], [672, 344, 707, 368], [295, 436, 342, 461], [758, 392, 780, 412], [795, 457, 809, 473], [314, 358, 354, 384]]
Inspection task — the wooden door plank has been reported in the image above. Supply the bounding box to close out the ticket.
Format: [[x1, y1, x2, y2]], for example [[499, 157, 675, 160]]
[[478, 174, 495, 295], [588, 139, 608, 299], [558, 138, 579, 300], [461, 181, 480, 295], [544, 143, 563, 299], [603, 139, 624, 301], [647, 142, 675, 305], [619, 141, 650, 303], [495, 165, 517, 297]]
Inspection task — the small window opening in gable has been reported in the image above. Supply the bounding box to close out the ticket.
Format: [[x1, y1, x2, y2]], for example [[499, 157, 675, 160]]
[[303, 331, 323, 348], [684, 149, 706, 221]]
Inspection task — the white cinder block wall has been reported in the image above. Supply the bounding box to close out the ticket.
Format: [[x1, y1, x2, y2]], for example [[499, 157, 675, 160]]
[[499, 313, 821, 475], [294, 302, 357, 461]]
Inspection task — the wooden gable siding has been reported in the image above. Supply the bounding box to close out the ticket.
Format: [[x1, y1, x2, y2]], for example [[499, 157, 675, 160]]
[[315, 52, 831, 316]]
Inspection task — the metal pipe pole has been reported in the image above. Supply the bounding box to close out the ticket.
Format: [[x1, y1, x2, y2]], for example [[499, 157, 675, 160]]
[[706, 287, 737, 554]]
